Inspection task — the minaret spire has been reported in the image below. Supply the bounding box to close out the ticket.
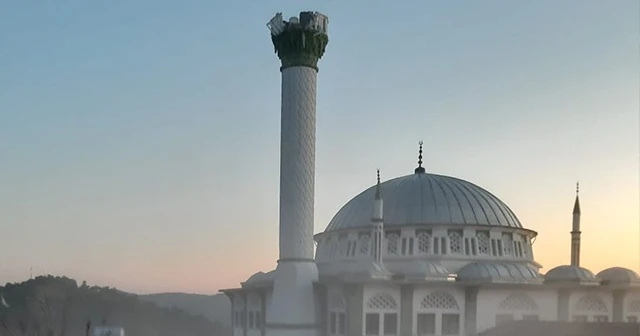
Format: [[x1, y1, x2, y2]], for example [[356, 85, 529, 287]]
[[374, 169, 381, 200], [573, 182, 581, 215], [570, 181, 582, 267], [414, 141, 426, 174]]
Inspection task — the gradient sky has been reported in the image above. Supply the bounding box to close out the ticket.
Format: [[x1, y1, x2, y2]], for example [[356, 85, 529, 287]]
[[1, 1, 638, 295]]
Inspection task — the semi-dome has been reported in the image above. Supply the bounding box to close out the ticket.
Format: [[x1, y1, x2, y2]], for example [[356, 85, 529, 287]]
[[596, 267, 640, 285], [318, 260, 390, 280], [385, 260, 450, 281], [544, 265, 598, 285], [325, 172, 522, 231], [456, 261, 542, 284]]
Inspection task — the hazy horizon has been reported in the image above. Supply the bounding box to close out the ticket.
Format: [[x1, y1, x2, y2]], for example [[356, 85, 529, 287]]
[[1, 1, 638, 294]]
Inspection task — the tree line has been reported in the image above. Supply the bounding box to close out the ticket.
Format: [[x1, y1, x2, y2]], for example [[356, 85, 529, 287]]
[[0, 275, 229, 336]]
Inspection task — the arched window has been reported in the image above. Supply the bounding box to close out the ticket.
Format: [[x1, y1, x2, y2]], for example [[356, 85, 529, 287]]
[[521, 235, 531, 257], [626, 299, 640, 323], [365, 293, 399, 336], [495, 293, 539, 325], [234, 295, 245, 329], [416, 291, 460, 336], [417, 231, 432, 254], [367, 293, 398, 310], [421, 292, 459, 310], [328, 288, 346, 336], [386, 232, 400, 255], [476, 231, 490, 255], [502, 233, 514, 256], [337, 235, 348, 258], [315, 239, 326, 261], [573, 295, 609, 322], [247, 293, 262, 330], [499, 293, 537, 311], [328, 237, 338, 259], [448, 231, 463, 254], [359, 233, 371, 256], [628, 300, 640, 312]]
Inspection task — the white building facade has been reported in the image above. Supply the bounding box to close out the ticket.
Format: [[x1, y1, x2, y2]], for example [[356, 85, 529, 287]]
[[220, 10, 640, 336]]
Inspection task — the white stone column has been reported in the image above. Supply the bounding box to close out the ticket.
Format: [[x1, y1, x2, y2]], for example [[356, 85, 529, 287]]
[[278, 66, 317, 261], [557, 289, 571, 321], [400, 285, 414, 336], [464, 286, 479, 336], [344, 284, 364, 336], [243, 293, 249, 336], [613, 289, 625, 322]]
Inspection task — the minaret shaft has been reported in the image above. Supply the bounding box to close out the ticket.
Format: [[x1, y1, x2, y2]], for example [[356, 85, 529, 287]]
[[372, 171, 384, 265], [269, 64, 319, 336], [279, 66, 317, 260], [570, 212, 581, 266], [571, 233, 581, 266]]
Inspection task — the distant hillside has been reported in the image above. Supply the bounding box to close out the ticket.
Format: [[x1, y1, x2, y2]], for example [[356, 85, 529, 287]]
[[140, 292, 231, 327], [0, 275, 229, 336]]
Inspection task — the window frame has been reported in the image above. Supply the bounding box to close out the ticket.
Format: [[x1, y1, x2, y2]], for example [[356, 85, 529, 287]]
[[441, 313, 460, 335], [416, 313, 436, 335], [330, 312, 337, 334], [383, 312, 398, 335], [495, 314, 514, 325], [365, 313, 380, 336]]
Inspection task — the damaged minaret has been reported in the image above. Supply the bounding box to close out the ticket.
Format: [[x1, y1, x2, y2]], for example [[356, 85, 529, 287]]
[[265, 11, 329, 336]]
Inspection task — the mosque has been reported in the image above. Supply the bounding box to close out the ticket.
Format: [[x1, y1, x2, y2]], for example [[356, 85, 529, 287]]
[[220, 11, 640, 336]]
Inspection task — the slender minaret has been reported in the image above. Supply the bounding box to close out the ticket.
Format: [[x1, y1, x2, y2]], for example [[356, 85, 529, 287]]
[[372, 169, 384, 265], [266, 12, 329, 336], [570, 182, 581, 266]]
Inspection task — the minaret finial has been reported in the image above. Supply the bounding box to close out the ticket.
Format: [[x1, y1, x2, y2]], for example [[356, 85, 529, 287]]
[[374, 169, 382, 200], [414, 141, 426, 174], [573, 182, 581, 215]]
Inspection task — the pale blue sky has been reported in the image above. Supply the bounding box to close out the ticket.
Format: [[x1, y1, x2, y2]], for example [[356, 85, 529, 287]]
[[1, 1, 638, 294]]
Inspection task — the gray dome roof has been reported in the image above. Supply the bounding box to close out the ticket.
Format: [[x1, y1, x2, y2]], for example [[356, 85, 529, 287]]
[[596, 267, 640, 285], [325, 173, 522, 231], [456, 262, 542, 284], [544, 265, 598, 284]]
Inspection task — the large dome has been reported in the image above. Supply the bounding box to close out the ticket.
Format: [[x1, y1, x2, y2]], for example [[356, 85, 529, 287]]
[[325, 172, 522, 231]]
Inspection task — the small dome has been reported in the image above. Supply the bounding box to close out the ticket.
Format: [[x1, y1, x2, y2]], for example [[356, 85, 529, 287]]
[[544, 265, 598, 285], [457, 262, 542, 284], [243, 270, 275, 287], [596, 267, 640, 285], [325, 173, 522, 232], [385, 260, 450, 280]]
